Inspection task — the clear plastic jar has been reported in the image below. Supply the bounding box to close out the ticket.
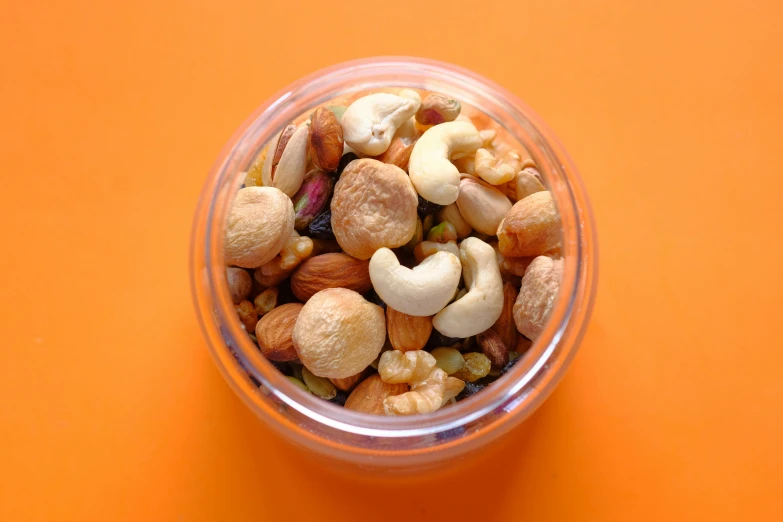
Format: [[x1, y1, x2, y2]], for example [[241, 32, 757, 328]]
[[190, 57, 597, 471]]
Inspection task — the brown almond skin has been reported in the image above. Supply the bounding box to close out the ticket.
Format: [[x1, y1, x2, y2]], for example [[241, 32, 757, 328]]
[[290, 253, 372, 302], [309, 107, 344, 172], [344, 374, 409, 415], [497, 191, 561, 257], [490, 282, 519, 352], [387, 307, 433, 352], [477, 328, 509, 369], [330, 371, 366, 392], [255, 303, 303, 361]]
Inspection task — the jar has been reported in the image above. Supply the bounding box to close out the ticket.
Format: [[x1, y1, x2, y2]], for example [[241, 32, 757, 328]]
[[190, 57, 597, 472]]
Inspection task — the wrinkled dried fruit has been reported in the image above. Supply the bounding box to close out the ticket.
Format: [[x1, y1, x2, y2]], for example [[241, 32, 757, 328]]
[[476, 329, 509, 369], [455, 381, 486, 401], [497, 191, 561, 257], [426, 329, 462, 349], [290, 253, 372, 301], [292, 169, 334, 230], [344, 374, 409, 415], [331, 159, 418, 260], [513, 256, 563, 340], [451, 352, 492, 382], [499, 351, 522, 376], [416, 94, 461, 125], [387, 307, 433, 352], [430, 347, 465, 375], [235, 300, 258, 332], [308, 209, 335, 240], [225, 187, 294, 268], [255, 303, 303, 362], [253, 286, 279, 316], [226, 267, 252, 304], [292, 288, 386, 378], [417, 195, 444, 217], [309, 107, 344, 172], [335, 152, 359, 178], [490, 282, 519, 351]]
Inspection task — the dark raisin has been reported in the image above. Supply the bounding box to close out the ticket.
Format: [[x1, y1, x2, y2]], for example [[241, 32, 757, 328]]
[[456, 382, 486, 401], [268, 360, 291, 375], [329, 389, 349, 407], [499, 355, 522, 377], [308, 209, 335, 240], [275, 279, 298, 305], [417, 195, 443, 217], [334, 152, 359, 177], [426, 329, 462, 349], [364, 289, 387, 310]]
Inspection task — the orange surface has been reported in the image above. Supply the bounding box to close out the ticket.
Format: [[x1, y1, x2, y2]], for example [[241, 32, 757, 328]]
[[2, 0, 782, 520]]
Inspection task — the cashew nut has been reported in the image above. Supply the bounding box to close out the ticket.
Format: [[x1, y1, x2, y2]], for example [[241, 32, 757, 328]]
[[341, 90, 422, 156], [408, 121, 483, 205], [432, 237, 504, 338], [261, 123, 310, 197], [369, 248, 461, 317]]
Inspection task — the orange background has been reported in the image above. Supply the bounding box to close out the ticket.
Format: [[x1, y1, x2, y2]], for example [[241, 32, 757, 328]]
[[2, 0, 782, 520]]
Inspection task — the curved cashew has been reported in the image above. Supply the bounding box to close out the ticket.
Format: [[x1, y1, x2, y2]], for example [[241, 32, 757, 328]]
[[369, 248, 461, 317], [341, 90, 421, 156], [474, 148, 522, 185], [261, 123, 310, 197], [432, 237, 504, 337], [408, 121, 483, 205]]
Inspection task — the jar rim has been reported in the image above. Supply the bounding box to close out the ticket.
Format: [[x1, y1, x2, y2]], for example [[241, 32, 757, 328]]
[[190, 57, 597, 452]]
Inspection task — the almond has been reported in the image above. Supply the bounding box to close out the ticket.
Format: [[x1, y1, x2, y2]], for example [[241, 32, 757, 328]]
[[330, 370, 366, 392], [344, 374, 409, 415], [386, 307, 433, 352], [490, 282, 519, 352], [309, 107, 344, 172], [255, 303, 303, 361], [290, 253, 372, 301], [476, 328, 509, 369]]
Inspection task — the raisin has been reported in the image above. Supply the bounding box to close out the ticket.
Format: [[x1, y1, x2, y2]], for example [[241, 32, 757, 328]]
[[499, 355, 522, 377], [308, 209, 335, 240], [456, 382, 486, 401], [334, 152, 359, 177], [364, 289, 387, 310], [329, 389, 349, 407], [426, 329, 462, 349], [417, 195, 443, 217]]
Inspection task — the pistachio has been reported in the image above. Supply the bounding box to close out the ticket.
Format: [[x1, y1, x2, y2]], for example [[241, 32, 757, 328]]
[[291, 169, 334, 230], [426, 221, 458, 244], [302, 367, 338, 400], [456, 177, 512, 235]]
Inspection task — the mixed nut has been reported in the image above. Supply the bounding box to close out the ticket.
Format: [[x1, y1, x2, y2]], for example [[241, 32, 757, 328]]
[[224, 89, 563, 416]]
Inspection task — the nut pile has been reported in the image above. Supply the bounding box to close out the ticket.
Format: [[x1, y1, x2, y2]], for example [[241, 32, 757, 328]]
[[224, 89, 563, 416]]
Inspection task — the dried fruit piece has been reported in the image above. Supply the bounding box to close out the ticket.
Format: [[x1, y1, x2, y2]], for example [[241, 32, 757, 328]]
[[417, 195, 444, 217], [426, 330, 462, 349], [451, 352, 492, 382], [255, 303, 303, 362], [513, 256, 563, 340], [386, 307, 433, 352], [490, 282, 519, 351], [309, 107, 344, 172], [225, 187, 294, 268], [235, 300, 258, 332], [344, 374, 409, 415], [430, 347, 465, 375], [335, 152, 359, 178], [497, 191, 561, 257], [290, 253, 372, 302], [308, 209, 335, 240], [253, 287, 279, 316], [292, 169, 334, 230], [476, 329, 509, 369], [415, 94, 461, 125], [292, 288, 386, 378], [226, 267, 252, 304], [331, 159, 418, 260], [302, 366, 338, 400], [455, 381, 485, 401]]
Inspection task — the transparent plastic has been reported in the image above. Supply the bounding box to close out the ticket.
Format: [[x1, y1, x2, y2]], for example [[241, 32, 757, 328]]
[[190, 57, 597, 471]]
